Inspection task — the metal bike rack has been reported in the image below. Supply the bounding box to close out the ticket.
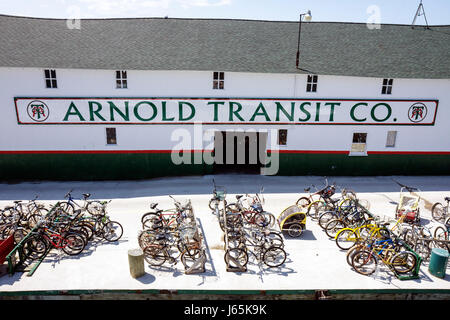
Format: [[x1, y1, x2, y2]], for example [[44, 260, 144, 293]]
[[223, 199, 247, 272], [179, 205, 207, 275], [5, 202, 60, 276], [392, 240, 422, 281]]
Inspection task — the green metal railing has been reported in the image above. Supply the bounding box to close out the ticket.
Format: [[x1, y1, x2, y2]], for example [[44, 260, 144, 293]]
[[5, 202, 60, 276]]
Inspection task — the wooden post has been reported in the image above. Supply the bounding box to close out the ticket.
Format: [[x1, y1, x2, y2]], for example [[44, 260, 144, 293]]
[[128, 248, 145, 278]]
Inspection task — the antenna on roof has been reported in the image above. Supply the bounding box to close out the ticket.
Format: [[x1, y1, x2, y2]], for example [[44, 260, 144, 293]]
[[411, 0, 429, 29]]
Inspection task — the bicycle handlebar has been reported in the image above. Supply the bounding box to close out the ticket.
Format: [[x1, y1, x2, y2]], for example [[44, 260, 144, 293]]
[[393, 180, 418, 192], [64, 189, 74, 198]]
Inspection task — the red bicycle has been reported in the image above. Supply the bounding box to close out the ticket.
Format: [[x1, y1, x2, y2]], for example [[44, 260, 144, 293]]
[[23, 225, 86, 259], [141, 196, 191, 231]]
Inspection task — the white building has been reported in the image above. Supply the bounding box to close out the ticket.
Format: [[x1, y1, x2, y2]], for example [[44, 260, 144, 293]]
[[0, 15, 449, 179]]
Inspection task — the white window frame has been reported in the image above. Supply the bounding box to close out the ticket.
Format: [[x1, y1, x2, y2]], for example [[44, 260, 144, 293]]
[[44, 69, 57, 88], [349, 132, 368, 156], [213, 71, 224, 90], [116, 70, 128, 89], [306, 74, 318, 93], [106, 127, 117, 145], [381, 78, 393, 95]]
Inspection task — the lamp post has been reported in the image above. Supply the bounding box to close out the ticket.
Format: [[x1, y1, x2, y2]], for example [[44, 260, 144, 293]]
[[296, 10, 312, 69]]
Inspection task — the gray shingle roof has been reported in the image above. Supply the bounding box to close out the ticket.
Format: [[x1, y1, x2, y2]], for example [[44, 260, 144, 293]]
[[0, 14, 449, 78]]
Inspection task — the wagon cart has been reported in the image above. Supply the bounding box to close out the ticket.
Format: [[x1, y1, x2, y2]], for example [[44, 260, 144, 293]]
[[393, 181, 421, 224], [277, 205, 307, 238]]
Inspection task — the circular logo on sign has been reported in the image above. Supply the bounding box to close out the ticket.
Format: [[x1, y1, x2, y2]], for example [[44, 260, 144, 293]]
[[408, 103, 427, 123], [27, 100, 49, 122]]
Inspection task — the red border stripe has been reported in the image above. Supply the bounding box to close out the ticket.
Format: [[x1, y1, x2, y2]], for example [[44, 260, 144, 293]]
[[0, 149, 449, 155]]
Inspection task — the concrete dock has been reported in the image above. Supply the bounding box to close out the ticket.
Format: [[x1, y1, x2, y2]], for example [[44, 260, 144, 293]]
[[1, 175, 450, 299]]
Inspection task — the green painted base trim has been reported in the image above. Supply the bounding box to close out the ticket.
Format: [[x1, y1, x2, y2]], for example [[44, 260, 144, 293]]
[[0, 153, 212, 180], [0, 152, 449, 180], [276, 153, 450, 176]]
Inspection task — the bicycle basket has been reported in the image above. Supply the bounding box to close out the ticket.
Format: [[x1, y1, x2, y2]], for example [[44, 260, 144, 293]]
[[214, 186, 226, 200]]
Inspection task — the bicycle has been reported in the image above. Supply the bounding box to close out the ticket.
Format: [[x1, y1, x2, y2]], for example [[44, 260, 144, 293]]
[[224, 227, 286, 269], [82, 213, 123, 242], [141, 196, 191, 231], [401, 224, 434, 260], [143, 233, 201, 267], [324, 204, 372, 239], [208, 179, 227, 211], [335, 221, 389, 250], [431, 197, 450, 223], [23, 222, 86, 258], [296, 179, 357, 220], [57, 190, 106, 216], [351, 236, 418, 276], [318, 198, 369, 230], [225, 190, 275, 229], [433, 218, 450, 252]]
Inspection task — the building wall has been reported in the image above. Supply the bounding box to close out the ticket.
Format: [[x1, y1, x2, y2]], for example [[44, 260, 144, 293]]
[[0, 67, 449, 179]]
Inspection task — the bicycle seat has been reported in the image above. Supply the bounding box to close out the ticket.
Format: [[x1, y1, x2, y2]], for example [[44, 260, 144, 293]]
[[236, 195, 243, 200], [304, 187, 311, 192], [13, 200, 22, 204], [150, 203, 158, 209], [445, 197, 450, 202], [83, 193, 91, 199]]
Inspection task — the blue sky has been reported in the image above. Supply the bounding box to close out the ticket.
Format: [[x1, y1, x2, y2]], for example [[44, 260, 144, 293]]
[[0, 0, 448, 25]]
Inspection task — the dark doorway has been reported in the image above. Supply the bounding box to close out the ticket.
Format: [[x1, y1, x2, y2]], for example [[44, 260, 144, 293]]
[[213, 131, 267, 173]]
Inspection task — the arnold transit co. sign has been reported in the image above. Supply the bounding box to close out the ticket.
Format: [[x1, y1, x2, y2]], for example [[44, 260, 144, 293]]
[[15, 98, 438, 125]]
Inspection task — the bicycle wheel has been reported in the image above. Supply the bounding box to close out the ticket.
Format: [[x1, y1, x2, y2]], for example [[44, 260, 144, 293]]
[[261, 211, 276, 228], [325, 219, 346, 239], [224, 248, 248, 269], [346, 243, 365, 267], [141, 212, 161, 229], [352, 250, 377, 275], [391, 251, 417, 274], [414, 239, 431, 261], [335, 229, 358, 250], [431, 202, 446, 222], [78, 221, 95, 241], [101, 221, 123, 242], [253, 212, 271, 228], [144, 246, 167, 266], [86, 201, 105, 216], [434, 226, 448, 241], [32, 206, 49, 217], [402, 229, 415, 247], [23, 235, 48, 260], [287, 223, 303, 238], [295, 197, 311, 209], [13, 227, 28, 245], [263, 247, 286, 268], [263, 231, 284, 248], [307, 201, 327, 221], [62, 233, 86, 255], [57, 201, 75, 215], [318, 211, 337, 229], [181, 249, 205, 269]]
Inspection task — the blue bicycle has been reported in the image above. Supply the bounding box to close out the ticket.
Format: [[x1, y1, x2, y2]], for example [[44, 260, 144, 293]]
[[56, 190, 108, 216]]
